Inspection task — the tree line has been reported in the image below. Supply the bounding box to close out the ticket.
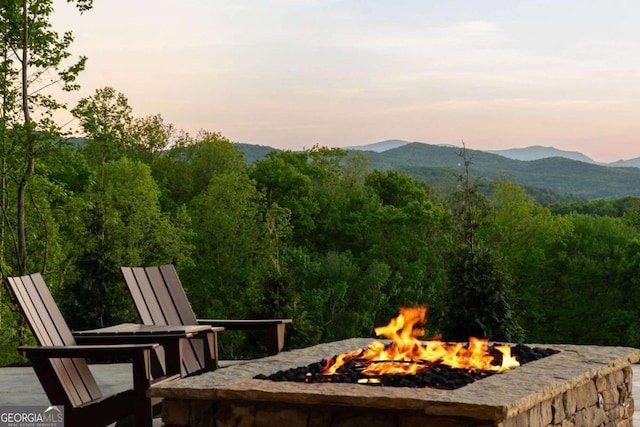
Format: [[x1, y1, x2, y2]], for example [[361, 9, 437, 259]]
[[2, 104, 640, 364], [2, 1, 640, 366]]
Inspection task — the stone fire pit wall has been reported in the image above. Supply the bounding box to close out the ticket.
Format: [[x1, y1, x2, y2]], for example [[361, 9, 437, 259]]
[[148, 338, 640, 427]]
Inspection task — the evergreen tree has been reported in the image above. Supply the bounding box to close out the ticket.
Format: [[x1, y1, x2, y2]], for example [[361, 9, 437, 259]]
[[441, 145, 523, 342]]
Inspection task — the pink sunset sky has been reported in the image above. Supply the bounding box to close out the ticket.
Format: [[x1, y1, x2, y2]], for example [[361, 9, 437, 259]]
[[52, 0, 640, 163]]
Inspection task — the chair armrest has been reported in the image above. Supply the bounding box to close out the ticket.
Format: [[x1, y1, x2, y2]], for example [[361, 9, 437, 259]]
[[196, 319, 292, 330], [18, 343, 171, 394], [18, 343, 159, 359], [197, 319, 292, 355]]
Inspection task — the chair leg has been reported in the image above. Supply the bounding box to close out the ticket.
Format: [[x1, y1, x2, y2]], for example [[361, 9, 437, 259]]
[[265, 323, 286, 355], [132, 349, 154, 427], [203, 330, 219, 371]]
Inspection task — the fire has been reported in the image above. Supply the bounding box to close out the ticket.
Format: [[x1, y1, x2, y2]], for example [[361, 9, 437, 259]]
[[321, 306, 520, 378]]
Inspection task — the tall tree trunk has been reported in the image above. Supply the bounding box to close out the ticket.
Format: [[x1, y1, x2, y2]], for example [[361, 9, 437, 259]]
[[0, 20, 8, 328], [16, 0, 33, 275]]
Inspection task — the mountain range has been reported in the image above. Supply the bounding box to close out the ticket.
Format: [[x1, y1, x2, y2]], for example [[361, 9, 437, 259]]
[[347, 139, 640, 168], [236, 139, 640, 201]]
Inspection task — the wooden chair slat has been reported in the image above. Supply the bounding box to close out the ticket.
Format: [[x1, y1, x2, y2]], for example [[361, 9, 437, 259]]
[[121, 267, 154, 325], [8, 277, 52, 345], [145, 267, 182, 325], [131, 267, 168, 325], [30, 274, 75, 344], [159, 265, 198, 325]]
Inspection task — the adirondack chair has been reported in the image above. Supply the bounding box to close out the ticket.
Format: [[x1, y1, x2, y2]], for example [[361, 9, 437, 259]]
[[121, 264, 292, 371], [5, 273, 174, 427]]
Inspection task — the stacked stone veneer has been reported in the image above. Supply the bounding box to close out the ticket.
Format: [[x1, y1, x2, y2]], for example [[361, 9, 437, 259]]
[[503, 365, 634, 427], [148, 338, 640, 427]]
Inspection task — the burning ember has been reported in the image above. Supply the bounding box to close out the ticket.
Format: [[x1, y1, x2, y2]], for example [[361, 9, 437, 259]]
[[256, 306, 559, 389]]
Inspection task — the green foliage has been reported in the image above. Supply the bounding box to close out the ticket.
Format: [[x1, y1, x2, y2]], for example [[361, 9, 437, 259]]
[[549, 196, 640, 217], [251, 150, 320, 244], [72, 87, 134, 165], [185, 171, 266, 318], [58, 158, 191, 329], [364, 186, 451, 326], [0, 293, 24, 366], [4, 120, 640, 361], [480, 181, 572, 341], [547, 214, 634, 344], [442, 244, 523, 342], [127, 114, 173, 163], [150, 132, 245, 210], [294, 251, 391, 342], [365, 169, 431, 207]]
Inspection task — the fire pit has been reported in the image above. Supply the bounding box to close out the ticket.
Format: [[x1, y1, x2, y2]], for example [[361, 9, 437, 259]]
[[148, 307, 640, 426], [256, 307, 558, 390], [256, 341, 557, 390]]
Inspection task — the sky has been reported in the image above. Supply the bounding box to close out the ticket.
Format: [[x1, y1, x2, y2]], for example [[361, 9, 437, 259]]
[[51, 0, 640, 163]]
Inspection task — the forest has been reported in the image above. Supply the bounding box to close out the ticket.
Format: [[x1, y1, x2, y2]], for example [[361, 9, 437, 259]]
[[2, 1, 640, 366]]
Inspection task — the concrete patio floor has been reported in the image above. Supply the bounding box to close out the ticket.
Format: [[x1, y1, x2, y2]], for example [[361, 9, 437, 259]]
[[0, 363, 638, 425], [0, 363, 162, 426]]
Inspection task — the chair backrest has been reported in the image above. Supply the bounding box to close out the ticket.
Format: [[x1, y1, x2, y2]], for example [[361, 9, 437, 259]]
[[6, 274, 102, 407], [121, 265, 204, 374]]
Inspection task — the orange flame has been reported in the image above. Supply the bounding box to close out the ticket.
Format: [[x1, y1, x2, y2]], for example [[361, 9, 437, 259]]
[[323, 306, 520, 377]]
